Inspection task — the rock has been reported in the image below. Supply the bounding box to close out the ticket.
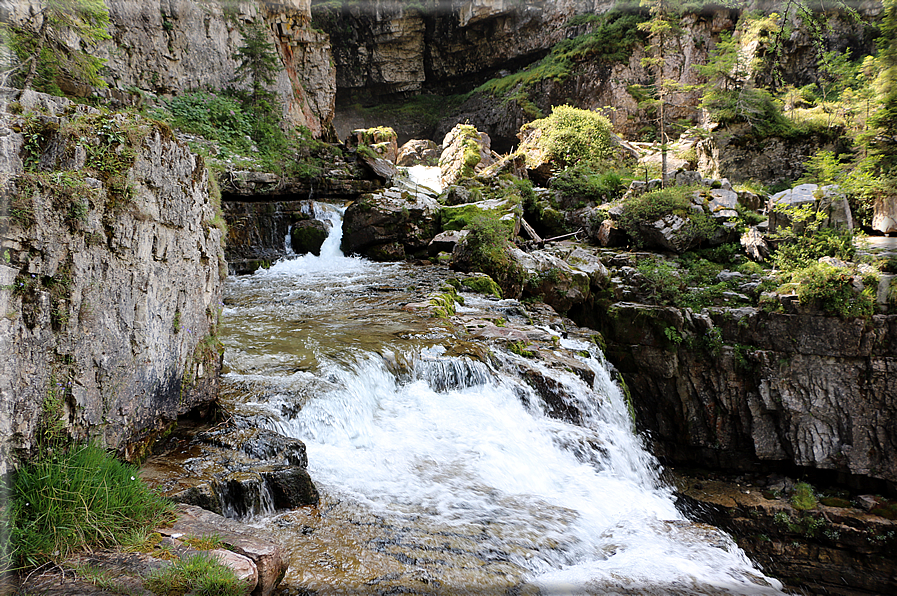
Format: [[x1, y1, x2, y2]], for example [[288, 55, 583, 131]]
[[397, 139, 440, 166], [633, 213, 698, 253], [290, 219, 330, 256], [439, 124, 496, 187], [769, 184, 853, 233], [564, 248, 609, 287], [169, 504, 287, 596], [428, 229, 468, 255], [855, 495, 879, 511], [348, 127, 399, 163], [440, 197, 521, 234], [210, 548, 259, 593], [0, 94, 225, 474], [674, 170, 703, 186], [196, 426, 309, 468], [439, 185, 473, 206], [264, 467, 320, 508], [358, 148, 398, 182], [513, 249, 591, 313], [741, 227, 769, 262], [341, 188, 440, 259], [873, 194, 897, 234]]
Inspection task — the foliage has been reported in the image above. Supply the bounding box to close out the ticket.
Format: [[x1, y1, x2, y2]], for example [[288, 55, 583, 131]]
[[475, 7, 647, 109], [9, 443, 175, 567], [791, 482, 818, 511], [550, 162, 629, 204], [523, 105, 615, 167], [869, 0, 897, 178], [160, 92, 252, 152], [778, 261, 876, 319], [508, 341, 536, 358], [5, 0, 110, 93], [145, 552, 245, 596], [232, 22, 280, 108], [770, 203, 856, 272], [455, 212, 525, 296], [619, 185, 718, 250]]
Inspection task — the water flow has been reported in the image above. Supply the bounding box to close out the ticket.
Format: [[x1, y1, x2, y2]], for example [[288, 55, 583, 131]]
[[220, 207, 783, 594]]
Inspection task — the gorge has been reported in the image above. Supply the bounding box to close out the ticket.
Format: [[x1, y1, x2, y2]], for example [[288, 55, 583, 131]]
[[2, 0, 897, 595]]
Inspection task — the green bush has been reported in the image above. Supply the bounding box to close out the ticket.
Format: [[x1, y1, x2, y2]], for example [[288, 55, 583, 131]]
[[523, 105, 615, 166], [619, 185, 718, 250], [9, 444, 175, 567], [550, 162, 629, 204], [455, 213, 525, 297], [158, 92, 252, 152], [785, 262, 876, 318], [791, 482, 817, 511]]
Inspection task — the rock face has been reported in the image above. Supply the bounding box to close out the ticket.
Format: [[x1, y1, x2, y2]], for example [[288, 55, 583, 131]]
[[590, 300, 897, 490], [4, 0, 335, 136], [439, 124, 496, 187], [0, 90, 226, 475]]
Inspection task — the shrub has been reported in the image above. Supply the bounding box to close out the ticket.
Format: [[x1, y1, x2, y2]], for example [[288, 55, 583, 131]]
[[159, 92, 252, 152], [551, 162, 629, 204], [9, 444, 175, 567], [786, 262, 875, 318], [619, 185, 718, 249], [523, 105, 615, 166], [454, 212, 525, 297]]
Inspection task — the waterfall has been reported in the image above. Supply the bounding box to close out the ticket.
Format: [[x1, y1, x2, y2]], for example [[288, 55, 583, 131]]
[[220, 207, 784, 595]]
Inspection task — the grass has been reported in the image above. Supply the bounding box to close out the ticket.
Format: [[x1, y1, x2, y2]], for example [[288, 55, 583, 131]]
[[144, 552, 245, 596], [8, 443, 176, 568], [791, 482, 818, 511]]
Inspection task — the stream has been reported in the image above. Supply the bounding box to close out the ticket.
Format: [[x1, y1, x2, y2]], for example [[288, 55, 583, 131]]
[[215, 170, 785, 595]]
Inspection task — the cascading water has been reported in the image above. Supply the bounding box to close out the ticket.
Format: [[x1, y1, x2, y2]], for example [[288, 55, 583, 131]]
[[220, 199, 784, 594]]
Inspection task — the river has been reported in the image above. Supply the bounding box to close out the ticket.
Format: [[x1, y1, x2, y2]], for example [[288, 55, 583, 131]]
[[217, 185, 784, 594]]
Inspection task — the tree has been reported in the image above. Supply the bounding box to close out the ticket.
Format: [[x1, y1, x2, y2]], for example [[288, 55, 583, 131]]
[[4, 0, 110, 93], [870, 0, 897, 177], [638, 0, 680, 187], [232, 22, 280, 109]]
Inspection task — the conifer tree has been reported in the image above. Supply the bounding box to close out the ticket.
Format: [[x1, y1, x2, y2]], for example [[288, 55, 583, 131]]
[[233, 22, 280, 109], [4, 0, 110, 93]]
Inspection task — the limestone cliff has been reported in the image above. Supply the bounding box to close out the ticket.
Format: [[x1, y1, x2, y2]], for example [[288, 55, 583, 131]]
[[0, 90, 226, 475], [2, 0, 336, 137]]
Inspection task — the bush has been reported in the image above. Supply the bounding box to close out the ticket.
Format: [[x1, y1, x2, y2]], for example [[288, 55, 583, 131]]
[[523, 105, 615, 166], [159, 92, 252, 152], [786, 262, 875, 318], [454, 212, 525, 297], [551, 162, 629, 204], [791, 482, 817, 511], [9, 444, 175, 567], [619, 185, 718, 249]]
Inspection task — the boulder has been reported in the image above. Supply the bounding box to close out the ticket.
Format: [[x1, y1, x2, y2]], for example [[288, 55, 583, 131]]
[[397, 139, 440, 166], [428, 229, 469, 256], [341, 188, 440, 259], [290, 219, 330, 256], [357, 148, 398, 182], [440, 197, 521, 235], [513, 249, 591, 313], [741, 227, 769, 262], [873, 195, 897, 234], [439, 124, 496, 187], [564, 248, 609, 287], [348, 127, 399, 163], [768, 184, 853, 234]]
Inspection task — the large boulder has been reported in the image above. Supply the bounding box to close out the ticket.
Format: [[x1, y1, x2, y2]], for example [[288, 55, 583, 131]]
[[397, 139, 440, 166], [341, 187, 440, 260], [440, 197, 521, 235], [439, 124, 496, 187], [348, 127, 399, 163], [513, 249, 591, 314], [769, 184, 853, 234]]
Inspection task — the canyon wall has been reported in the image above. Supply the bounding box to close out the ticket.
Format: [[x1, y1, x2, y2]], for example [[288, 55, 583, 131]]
[[1, 0, 335, 137], [0, 90, 226, 475]]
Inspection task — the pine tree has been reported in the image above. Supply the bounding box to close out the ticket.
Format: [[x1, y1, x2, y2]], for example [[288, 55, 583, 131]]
[[870, 0, 897, 176], [638, 0, 680, 187], [5, 0, 110, 93], [232, 22, 280, 108]]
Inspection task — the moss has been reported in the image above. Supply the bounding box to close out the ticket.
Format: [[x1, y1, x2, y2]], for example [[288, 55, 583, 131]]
[[440, 201, 517, 233], [791, 482, 817, 511], [508, 341, 536, 358], [461, 275, 503, 299]]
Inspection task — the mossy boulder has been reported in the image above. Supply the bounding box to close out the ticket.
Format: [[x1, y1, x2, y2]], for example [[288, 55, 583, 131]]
[[348, 126, 398, 163], [440, 197, 521, 235], [461, 274, 503, 299], [290, 219, 330, 256], [439, 124, 496, 187]]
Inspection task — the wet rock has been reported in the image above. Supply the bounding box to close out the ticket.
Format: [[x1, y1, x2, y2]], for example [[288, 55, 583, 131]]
[[513, 249, 591, 313], [290, 219, 330, 256], [341, 188, 440, 259], [348, 127, 399, 163], [211, 548, 259, 593], [397, 139, 440, 166], [263, 467, 320, 508], [196, 426, 309, 468], [428, 229, 468, 256]]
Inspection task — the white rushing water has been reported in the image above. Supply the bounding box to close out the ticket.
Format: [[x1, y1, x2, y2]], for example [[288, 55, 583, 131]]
[[222, 206, 784, 595]]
